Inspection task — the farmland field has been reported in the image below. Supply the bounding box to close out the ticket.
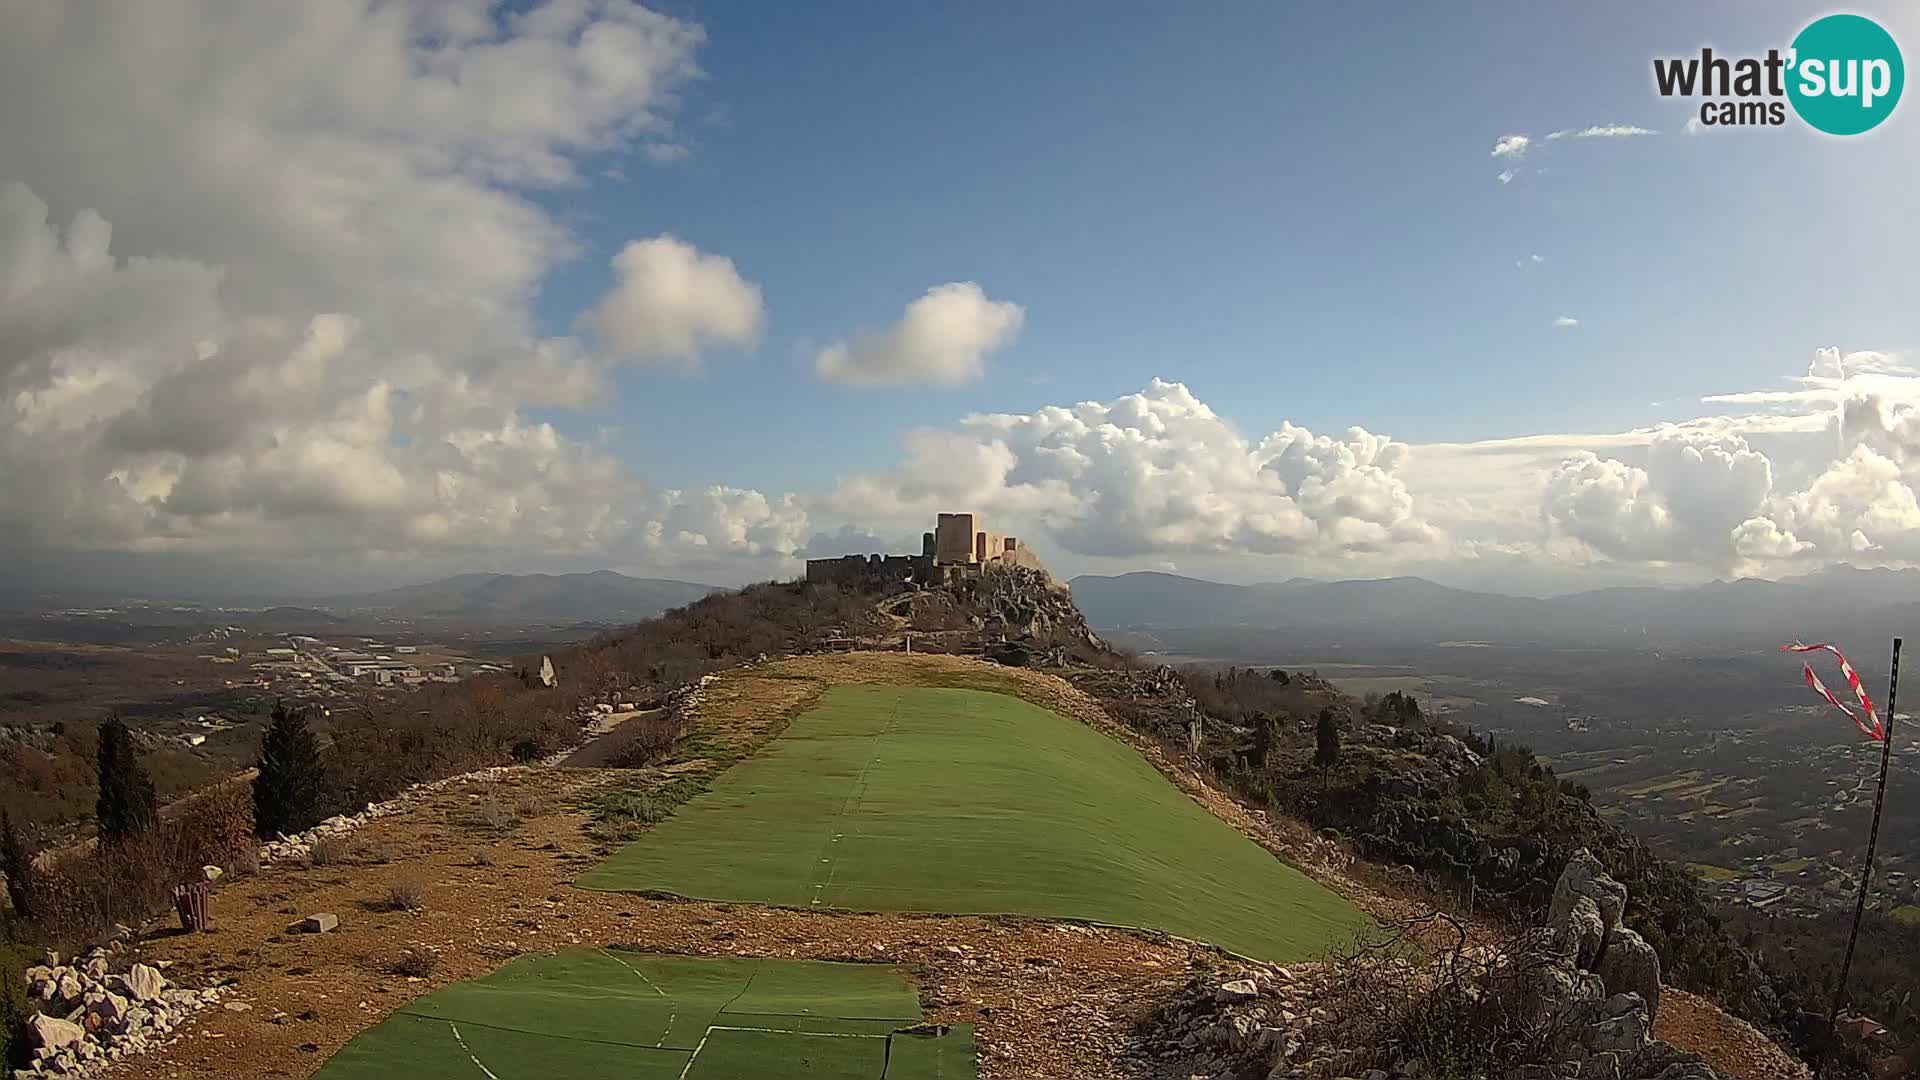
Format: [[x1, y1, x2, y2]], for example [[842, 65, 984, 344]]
[[580, 684, 1366, 961], [311, 950, 973, 1080]]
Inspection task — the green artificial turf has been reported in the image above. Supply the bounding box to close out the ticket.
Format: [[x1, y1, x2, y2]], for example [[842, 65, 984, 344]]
[[580, 684, 1368, 961], [311, 950, 972, 1080]]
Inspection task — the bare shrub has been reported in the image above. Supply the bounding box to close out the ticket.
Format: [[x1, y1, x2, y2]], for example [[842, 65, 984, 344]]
[[605, 716, 685, 770], [463, 799, 519, 834], [513, 794, 545, 819], [306, 835, 353, 867], [471, 849, 496, 868], [382, 878, 426, 912], [1314, 912, 1575, 1079], [389, 947, 439, 978]]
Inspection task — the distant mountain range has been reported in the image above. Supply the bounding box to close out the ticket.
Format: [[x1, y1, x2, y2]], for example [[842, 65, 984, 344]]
[[1066, 565, 1920, 649], [322, 571, 720, 624]]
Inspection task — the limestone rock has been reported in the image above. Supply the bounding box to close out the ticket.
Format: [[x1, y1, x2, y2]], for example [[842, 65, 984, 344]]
[[27, 1013, 86, 1052], [300, 912, 339, 933], [86, 991, 131, 1034], [1580, 995, 1653, 1055], [1594, 929, 1661, 1021], [1215, 978, 1260, 1004], [1551, 849, 1627, 936], [1554, 893, 1606, 969], [121, 963, 166, 1002]]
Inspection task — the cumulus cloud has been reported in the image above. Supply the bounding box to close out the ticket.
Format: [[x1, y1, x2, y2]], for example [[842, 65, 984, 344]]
[[1491, 134, 1532, 159], [831, 379, 1441, 560], [1542, 429, 1772, 565], [1553, 315, 1580, 328], [814, 283, 1025, 387], [0, 1, 803, 573], [582, 236, 764, 366]]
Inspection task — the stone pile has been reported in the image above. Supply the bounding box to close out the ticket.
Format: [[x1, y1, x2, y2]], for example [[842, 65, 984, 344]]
[[17, 953, 226, 1078], [1134, 963, 1328, 1078], [258, 764, 525, 863]]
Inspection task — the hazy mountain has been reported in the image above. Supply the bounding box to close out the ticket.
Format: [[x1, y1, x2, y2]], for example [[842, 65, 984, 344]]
[[1068, 565, 1920, 648], [325, 571, 720, 623]]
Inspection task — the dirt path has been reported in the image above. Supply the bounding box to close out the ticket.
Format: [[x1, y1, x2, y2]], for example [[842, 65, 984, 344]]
[[552, 708, 665, 767]]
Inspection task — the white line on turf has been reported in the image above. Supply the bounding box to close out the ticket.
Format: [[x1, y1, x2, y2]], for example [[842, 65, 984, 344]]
[[449, 1023, 502, 1080], [598, 949, 676, 1045]]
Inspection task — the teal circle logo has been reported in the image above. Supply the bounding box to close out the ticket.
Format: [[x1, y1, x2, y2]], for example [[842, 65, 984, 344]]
[[1787, 14, 1904, 135]]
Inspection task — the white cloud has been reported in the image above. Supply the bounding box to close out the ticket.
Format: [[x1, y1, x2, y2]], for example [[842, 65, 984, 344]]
[[1546, 124, 1660, 140], [1491, 134, 1532, 159], [0, 2, 803, 574], [1515, 253, 1546, 269], [831, 379, 1441, 560], [1497, 169, 1520, 184], [1553, 315, 1580, 328], [1684, 116, 1708, 136], [814, 282, 1025, 387], [1543, 429, 1773, 566], [582, 236, 764, 367]]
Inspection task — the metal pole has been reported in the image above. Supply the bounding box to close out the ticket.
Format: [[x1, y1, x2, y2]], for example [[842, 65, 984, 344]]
[[1830, 636, 1901, 1028]]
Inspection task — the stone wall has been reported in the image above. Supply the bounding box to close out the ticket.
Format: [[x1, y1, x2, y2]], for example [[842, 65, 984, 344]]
[[803, 553, 933, 588]]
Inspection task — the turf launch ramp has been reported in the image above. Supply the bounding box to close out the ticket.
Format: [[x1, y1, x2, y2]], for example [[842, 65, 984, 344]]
[[580, 684, 1366, 962], [312, 950, 974, 1080]]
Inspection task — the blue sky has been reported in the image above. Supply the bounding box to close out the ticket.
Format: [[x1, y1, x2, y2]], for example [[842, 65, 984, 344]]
[[533, 1, 1918, 494], [4, 1, 1918, 595]]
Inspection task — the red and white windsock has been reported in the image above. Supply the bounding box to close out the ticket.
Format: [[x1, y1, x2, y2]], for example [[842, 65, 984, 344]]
[[1780, 642, 1886, 742]]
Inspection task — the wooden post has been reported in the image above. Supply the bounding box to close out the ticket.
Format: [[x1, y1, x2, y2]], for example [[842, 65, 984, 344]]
[[1830, 637, 1901, 1028]]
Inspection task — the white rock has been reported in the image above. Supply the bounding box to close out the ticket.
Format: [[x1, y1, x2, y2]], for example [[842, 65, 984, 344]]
[[121, 964, 166, 1003], [27, 1013, 86, 1052], [1214, 978, 1260, 1004]]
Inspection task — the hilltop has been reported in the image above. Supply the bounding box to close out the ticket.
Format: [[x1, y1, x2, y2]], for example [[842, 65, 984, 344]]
[[2, 557, 1845, 1080]]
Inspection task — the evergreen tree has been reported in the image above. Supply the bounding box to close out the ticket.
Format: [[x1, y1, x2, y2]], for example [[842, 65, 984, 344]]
[[95, 716, 158, 843], [0, 810, 33, 919], [1314, 707, 1342, 770], [1246, 713, 1275, 770], [253, 702, 327, 839]]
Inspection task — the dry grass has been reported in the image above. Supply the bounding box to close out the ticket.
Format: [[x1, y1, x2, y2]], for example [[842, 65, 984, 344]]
[[306, 836, 353, 868], [381, 878, 427, 913]]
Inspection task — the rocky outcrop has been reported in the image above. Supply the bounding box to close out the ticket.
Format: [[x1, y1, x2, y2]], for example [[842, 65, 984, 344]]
[[1140, 852, 1751, 1080]]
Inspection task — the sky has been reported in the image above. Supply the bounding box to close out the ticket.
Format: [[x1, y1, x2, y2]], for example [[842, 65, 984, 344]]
[[3, 1, 1919, 598]]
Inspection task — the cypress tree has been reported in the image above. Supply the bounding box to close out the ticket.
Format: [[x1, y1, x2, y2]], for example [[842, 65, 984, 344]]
[[95, 716, 158, 843], [1314, 708, 1342, 770], [253, 702, 327, 839]]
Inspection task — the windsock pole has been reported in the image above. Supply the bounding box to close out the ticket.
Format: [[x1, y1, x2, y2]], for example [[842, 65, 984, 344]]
[[1830, 636, 1901, 1027]]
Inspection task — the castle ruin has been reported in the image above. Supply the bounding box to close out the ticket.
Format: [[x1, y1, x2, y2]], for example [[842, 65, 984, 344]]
[[804, 512, 1043, 587]]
